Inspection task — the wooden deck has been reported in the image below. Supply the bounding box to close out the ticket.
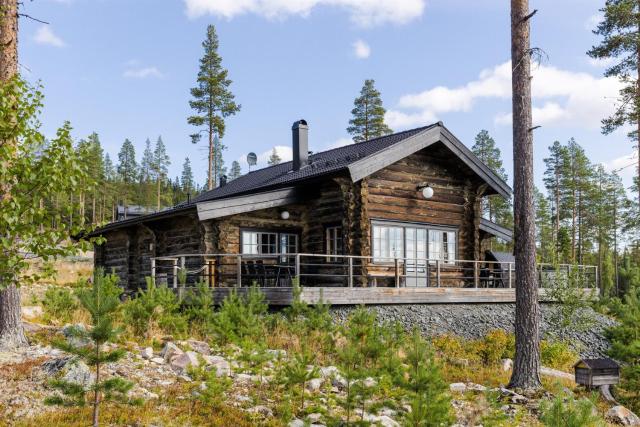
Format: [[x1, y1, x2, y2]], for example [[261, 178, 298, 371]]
[[178, 286, 597, 306]]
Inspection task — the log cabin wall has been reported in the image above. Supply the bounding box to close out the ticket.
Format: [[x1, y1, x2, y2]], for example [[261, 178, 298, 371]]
[[95, 229, 129, 288]]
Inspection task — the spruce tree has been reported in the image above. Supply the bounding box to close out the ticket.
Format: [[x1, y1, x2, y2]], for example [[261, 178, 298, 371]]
[[116, 139, 138, 215], [347, 79, 392, 143], [45, 269, 139, 426], [152, 136, 170, 211], [181, 157, 194, 194], [229, 160, 242, 180], [267, 147, 282, 165], [588, 0, 640, 210], [188, 24, 240, 190]]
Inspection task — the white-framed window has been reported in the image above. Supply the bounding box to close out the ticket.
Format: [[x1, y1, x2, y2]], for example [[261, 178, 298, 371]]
[[326, 226, 343, 261], [279, 233, 298, 262], [371, 222, 456, 264], [241, 231, 279, 255]]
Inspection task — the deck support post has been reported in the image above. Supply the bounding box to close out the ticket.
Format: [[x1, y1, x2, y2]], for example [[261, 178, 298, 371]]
[[436, 260, 441, 287], [151, 258, 156, 283], [474, 261, 479, 288], [180, 256, 185, 287], [394, 258, 400, 288], [172, 259, 178, 288], [236, 255, 242, 287], [348, 257, 353, 288]]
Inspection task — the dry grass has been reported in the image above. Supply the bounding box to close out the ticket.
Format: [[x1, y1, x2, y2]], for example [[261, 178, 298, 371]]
[[0, 357, 48, 382], [27, 255, 93, 287]]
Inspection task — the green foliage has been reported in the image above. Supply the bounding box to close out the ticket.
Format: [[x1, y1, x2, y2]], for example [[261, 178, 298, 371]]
[[540, 341, 579, 371], [122, 277, 187, 338], [539, 395, 604, 427], [188, 364, 232, 409], [347, 79, 392, 143], [45, 269, 140, 424], [606, 286, 640, 411], [0, 77, 96, 288], [184, 281, 215, 332], [211, 286, 267, 344], [42, 287, 78, 324], [281, 351, 319, 413], [398, 329, 453, 427]]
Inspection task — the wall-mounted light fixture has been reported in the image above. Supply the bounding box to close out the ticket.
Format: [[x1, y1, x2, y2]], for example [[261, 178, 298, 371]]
[[280, 210, 290, 220], [417, 184, 434, 199]]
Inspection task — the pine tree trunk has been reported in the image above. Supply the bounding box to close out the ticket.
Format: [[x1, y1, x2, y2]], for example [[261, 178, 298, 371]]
[[0, 0, 27, 351], [508, 0, 541, 391], [208, 125, 214, 190]]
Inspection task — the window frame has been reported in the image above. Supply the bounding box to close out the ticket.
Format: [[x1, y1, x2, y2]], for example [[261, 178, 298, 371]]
[[240, 228, 300, 258], [325, 225, 343, 262], [370, 220, 458, 264]]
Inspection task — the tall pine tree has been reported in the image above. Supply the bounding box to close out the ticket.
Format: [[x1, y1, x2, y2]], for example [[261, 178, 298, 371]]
[[267, 147, 282, 165], [347, 79, 392, 143], [116, 139, 138, 215], [229, 160, 242, 180], [181, 157, 194, 194], [152, 136, 170, 211], [188, 25, 240, 190]]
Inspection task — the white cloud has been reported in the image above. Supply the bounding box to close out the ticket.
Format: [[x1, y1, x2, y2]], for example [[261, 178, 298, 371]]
[[603, 151, 638, 182], [123, 66, 163, 79], [33, 25, 65, 47], [183, 0, 425, 27], [386, 60, 623, 130], [584, 13, 602, 31], [588, 56, 615, 68], [352, 39, 370, 59]]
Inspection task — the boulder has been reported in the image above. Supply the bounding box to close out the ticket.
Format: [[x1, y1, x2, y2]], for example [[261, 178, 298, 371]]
[[606, 406, 640, 426], [140, 347, 154, 360], [306, 378, 324, 392], [449, 382, 467, 393], [186, 339, 211, 355], [63, 361, 95, 390], [331, 374, 348, 390], [161, 342, 184, 362], [41, 357, 73, 376], [21, 305, 43, 319], [202, 355, 231, 377], [466, 383, 487, 392], [501, 358, 513, 372], [362, 413, 399, 427], [170, 351, 199, 372]]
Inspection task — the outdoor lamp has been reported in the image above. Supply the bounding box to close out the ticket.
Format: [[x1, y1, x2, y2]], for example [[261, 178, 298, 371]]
[[418, 184, 434, 199], [280, 210, 290, 220]]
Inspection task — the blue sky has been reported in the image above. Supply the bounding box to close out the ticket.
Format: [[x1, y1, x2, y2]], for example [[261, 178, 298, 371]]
[[19, 0, 637, 192]]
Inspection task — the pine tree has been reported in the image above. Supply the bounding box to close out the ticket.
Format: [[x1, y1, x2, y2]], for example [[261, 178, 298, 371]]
[[45, 269, 140, 426], [398, 329, 453, 427], [229, 160, 242, 180], [188, 24, 240, 190], [588, 0, 640, 211], [347, 79, 392, 143], [213, 134, 227, 184], [543, 141, 568, 259], [534, 187, 555, 263], [267, 147, 281, 165], [140, 138, 154, 183], [181, 157, 194, 194], [152, 136, 170, 211]]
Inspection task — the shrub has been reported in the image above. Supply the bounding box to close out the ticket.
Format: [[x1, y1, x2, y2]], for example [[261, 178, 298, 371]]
[[184, 281, 215, 333], [122, 277, 187, 339], [540, 340, 579, 371], [478, 329, 514, 365], [211, 286, 268, 344], [539, 395, 604, 427], [42, 287, 78, 324]]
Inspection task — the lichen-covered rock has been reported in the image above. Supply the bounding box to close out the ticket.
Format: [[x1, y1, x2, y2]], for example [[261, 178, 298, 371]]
[[450, 382, 467, 393], [140, 347, 154, 360], [606, 406, 640, 426], [170, 351, 199, 372], [161, 342, 183, 362], [306, 377, 323, 392], [202, 355, 231, 377], [63, 361, 95, 390]]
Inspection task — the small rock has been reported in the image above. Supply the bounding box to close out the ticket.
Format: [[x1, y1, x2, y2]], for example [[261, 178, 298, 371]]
[[306, 378, 324, 392], [498, 387, 528, 404], [150, 357, 165, 364], [466, 383, 487, 392], [307, 413, 322, 423], [42, 357, 72, 376], [501, 358, 513, 372], [363, 377, 377, 388], [63, 361, 95, 390], [62, 324, 90, 347], [319, 366, 340, 378], [247, 405, 273, 417], [202, 355, 231, 377], [21, 305, 43, 319], [267, 349, 287, 359], [170, 351, 199, 372], [606, 405, 640, 426], [380, 408, 397, 417], [186, 339, 211, 355], [289, 420, 304, 427], [234, 373, 254, 385], [331, 374, 348, 390], [449, 382, 467, 393], [161, 342, 184, 362], [140, 347, 154, 360]]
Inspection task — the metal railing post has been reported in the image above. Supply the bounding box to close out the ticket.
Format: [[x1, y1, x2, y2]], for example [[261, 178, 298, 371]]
[[474, 261, 479, 288], [436, 260, 441, 287], [348, 257, 354, 288], [151, 258, 156, 283], [295, 253, 301, 284], [180, 256, 185, 287], [508, 263, 513, 288], [394, 258, 400, 288], [237, 255, 242, 288], [172, 259, 178, 288]]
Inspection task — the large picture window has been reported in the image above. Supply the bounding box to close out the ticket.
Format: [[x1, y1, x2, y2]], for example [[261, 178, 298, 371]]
[[371, 222, 457, 264], [326, 226, 343, 261]]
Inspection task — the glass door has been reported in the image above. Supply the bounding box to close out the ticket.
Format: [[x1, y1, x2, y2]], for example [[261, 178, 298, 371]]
[[405, 227, 428, 287]]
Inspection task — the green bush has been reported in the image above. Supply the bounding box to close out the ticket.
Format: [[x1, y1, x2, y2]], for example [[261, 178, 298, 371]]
[[122, 277, 187, 338], [541, 340, 579, 371], [478, 329, 514, 364], [211, 285, 268, 344], [42, 287, 78, 324], [539, 395, 604, 427]]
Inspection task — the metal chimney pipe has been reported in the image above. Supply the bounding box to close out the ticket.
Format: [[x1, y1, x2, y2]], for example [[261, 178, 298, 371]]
[[292, 119, 308, 171]]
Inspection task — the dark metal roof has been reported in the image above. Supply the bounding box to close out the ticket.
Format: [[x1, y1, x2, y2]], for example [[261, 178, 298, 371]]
[[574, 358, 619, 370]]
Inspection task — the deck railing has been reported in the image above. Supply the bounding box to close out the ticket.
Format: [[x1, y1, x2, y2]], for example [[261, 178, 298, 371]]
[[149, 253, 598, 291]]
